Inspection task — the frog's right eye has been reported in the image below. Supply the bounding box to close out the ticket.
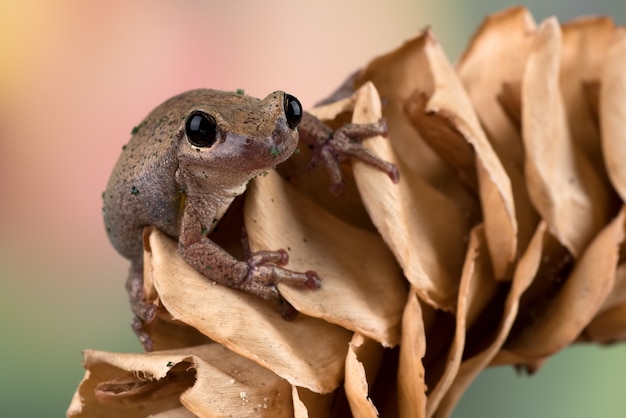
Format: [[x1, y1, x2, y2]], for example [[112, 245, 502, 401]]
[[185, 111, 218, 148]]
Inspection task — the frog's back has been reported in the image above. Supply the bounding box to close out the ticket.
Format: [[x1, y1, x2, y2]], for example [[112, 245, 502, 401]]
[[103, 91, 205, 260]]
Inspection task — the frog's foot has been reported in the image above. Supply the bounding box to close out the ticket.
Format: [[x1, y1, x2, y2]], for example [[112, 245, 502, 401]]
[[239, 230, 320, 319], [300, 115, 399, 195], [239, 249, 320, 319]]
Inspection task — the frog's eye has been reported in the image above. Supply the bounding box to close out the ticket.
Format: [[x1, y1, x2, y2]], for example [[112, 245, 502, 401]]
[[185, 111, 218, 148], [283, 93, 302, 130]]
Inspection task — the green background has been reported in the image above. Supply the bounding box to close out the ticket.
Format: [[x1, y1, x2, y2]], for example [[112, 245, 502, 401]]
[[1, 0, 625, 416]]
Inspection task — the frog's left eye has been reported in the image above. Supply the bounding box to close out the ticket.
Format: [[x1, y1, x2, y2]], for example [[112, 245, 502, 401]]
[[185, 111, 218, 148], [283, 93, 302, 130]]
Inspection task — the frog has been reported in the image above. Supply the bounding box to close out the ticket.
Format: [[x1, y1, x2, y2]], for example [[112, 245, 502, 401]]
[[103, 89, 398, 350]]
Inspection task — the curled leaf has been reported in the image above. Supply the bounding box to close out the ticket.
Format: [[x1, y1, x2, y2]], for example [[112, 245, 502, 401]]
[[583, 301, 626, 344], [601, 27, 626, 202], [436, 222, 546, 418], [350, 81, 469, 312], [245, 168, 407, 347], [456, 6, 540, 255], [561, 16, 615, 169], [397, 290, 427, 418], [344, 334, 383, 417], [522, 17, 610, 257], [68, 344, 293, 418], [146, 228, 352, 393], [402, 31, 517, 280], [505, 206, 625, 358], [426, 225, 498, 417], [352, 33, 481, 221]]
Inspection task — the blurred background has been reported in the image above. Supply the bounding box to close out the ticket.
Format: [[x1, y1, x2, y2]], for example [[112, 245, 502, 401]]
[[1, 0, 625, 416]]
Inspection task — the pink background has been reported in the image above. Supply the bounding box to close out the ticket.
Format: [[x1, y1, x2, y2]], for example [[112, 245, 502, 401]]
[[1, 1, 625, 416]]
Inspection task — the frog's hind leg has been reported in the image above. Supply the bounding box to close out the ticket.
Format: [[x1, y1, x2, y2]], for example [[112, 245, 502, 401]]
[[126, 259, 157, 351]]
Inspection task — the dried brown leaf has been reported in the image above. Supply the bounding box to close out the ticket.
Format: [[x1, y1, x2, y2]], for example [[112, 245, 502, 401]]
[[457, 6, 535, 163], [149, 407, 198, 417], [352, 34, 481, 222], [344, 334, 384, 417], [522, 17, 610, 257], [583, 301, 626, 344], [582, 246, 626, 344], [435, 222, 546, 418], [68, 344, 293, 418], [426, 225, 498, 417], [245, 168, 406, 347], [291, 387, 336, 418], [456, 6, 540, 255], [292, 387, 308, 418], [402, 31, 517, 280], [497, 81, 523, 131], [561, 16, 616, 169], [308, 95, 356, 121], [350, 81, 469, 312], [505, 206, 626, 358], [601, 27, 626, 202], [397, 290, 427, 418], [146, 228, 352, 393], [596, 263, 626, 315]]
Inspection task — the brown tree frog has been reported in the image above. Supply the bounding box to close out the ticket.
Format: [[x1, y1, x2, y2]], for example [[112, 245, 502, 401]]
[[103, 89, 398, 350]]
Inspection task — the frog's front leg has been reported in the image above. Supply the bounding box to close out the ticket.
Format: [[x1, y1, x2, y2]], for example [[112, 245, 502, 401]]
[[298, 112, 400, 195], [178, 205, 320, 319]]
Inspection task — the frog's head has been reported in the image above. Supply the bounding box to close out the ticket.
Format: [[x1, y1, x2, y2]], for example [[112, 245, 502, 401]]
[[170, 89, 301, 190]]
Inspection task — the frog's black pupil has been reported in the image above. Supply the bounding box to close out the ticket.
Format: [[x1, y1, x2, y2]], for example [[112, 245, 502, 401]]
[[185, 112, 217, 148], [283, 93, 302, 130]]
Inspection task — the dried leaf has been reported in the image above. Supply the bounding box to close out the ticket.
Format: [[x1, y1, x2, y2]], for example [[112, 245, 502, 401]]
[[457, 6, 535, 159], [596, 263, 626, 315], [291, 387, 336, 418], [583, 301, 626, 344], [505, 206, 626, 358], [402, 31, 517, 280], [497, 81, 523, 131], [582, 243, 626, 344], [397, 290, 427, 418], [68, 344, 292, 418], [456, 6, 540, 255], [245, 168, 407, 347], [308, 95, 356, 121], [522, 17, 610, 257], [352, 34, 481, 222], [601, 27, 626, 202], [292, 387, 308, 418], [181, 347, 293, 418], [148, 407, 197, 417], [146, 228, 352, 393], [435, 222, 546, 418], [350, 81, 469, 311], [561, 16, 615, 169], [344, 334, 384, 417], [277, 93, 374, 231], [426, 225, 498, 417]]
